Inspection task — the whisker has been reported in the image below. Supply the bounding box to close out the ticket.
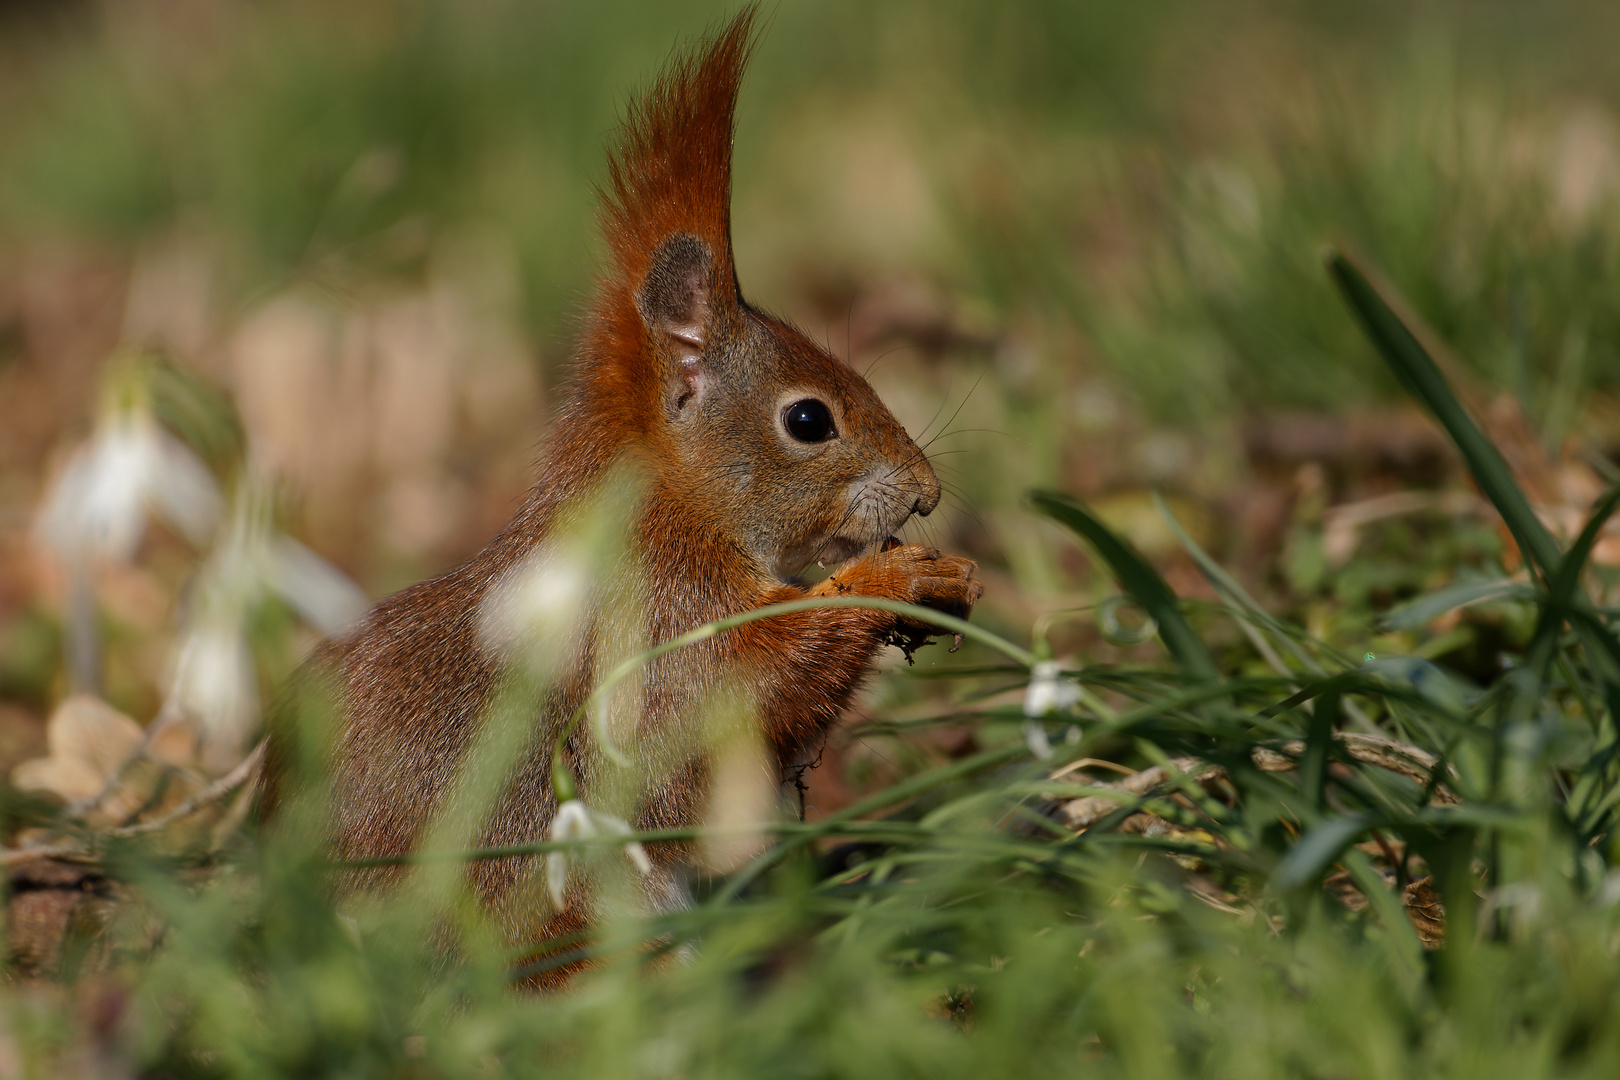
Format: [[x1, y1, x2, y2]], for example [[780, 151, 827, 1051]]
[[809, 491, 867, 567], [918, 372, 984, 451], [910, 376, 955, 447], [923, 426, 1014, 444], [863, 342, 917, 382], [940, 497, 986, 529]]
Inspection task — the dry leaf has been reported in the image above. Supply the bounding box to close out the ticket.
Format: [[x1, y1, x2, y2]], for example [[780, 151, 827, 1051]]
[[1404, 877, 1446, 948], [146, 716, 198, 770], [12, 695, 143, 804]]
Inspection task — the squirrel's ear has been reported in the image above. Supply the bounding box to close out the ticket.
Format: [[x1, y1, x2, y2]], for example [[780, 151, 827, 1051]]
[[638, 233, 724, 412], [594, 8, 757, 415], [639, 233, 714, 358]]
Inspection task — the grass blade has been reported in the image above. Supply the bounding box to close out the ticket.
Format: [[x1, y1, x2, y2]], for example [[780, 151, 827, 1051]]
[[1154, 490, 1326, 675], [1029, 490, 1217, 680], [1325, 249, 1561, 581], [1527, 485, 1620, 678], [1380, 578, 1534, 633], [1274, 812, 1378, 890]]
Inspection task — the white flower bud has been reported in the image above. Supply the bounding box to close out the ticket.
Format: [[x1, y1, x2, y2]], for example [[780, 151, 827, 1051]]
[[479, 545, 588, 662], [545, 799, 652, 909], [176, 623, 259, 773]]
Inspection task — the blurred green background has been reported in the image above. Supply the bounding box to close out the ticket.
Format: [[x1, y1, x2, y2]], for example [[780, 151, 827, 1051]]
[[6, 2, 1620, 1075]]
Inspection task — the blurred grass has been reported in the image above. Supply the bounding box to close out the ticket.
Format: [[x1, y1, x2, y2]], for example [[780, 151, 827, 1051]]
[[7, 2, 1620, 406], [5, 0, 1620, 1076]]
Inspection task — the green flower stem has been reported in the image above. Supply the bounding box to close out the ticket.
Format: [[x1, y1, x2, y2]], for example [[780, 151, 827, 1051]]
[[555, 595, 1034, 776], [332, 764, 1029, 869]]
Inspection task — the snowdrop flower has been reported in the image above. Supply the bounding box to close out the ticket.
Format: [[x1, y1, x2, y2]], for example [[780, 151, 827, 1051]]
[[36, 402, 222, 562], [195, 474, 366, 634], [269, 534, 368, 635], [1022, 720, 1054, 761], [174, 621, 259, 772], [1023, 660, 1082, 761], [546, 799, 654, 910], [36, 393, 224, 690], [1024, 660, 1081, 718], [163, 474, 365, 770]]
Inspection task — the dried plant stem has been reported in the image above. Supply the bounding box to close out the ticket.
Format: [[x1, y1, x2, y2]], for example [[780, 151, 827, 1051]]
[[107, 739, 267, 839], [0, 740, 267, 868]]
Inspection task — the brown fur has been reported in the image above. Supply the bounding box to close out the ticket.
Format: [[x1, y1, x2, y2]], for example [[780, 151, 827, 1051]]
[[262, 6, 982, 947]]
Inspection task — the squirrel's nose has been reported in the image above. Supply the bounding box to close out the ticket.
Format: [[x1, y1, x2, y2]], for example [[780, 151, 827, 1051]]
[[911, 459, 942, 518]]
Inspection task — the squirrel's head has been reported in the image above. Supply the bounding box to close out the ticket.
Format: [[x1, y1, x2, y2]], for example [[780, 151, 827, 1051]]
[[577, 6, 940, 581]]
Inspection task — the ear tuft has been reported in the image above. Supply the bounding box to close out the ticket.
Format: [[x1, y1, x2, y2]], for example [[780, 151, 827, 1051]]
[[582, 6, 758, 425], [598, 7, 755, 308]]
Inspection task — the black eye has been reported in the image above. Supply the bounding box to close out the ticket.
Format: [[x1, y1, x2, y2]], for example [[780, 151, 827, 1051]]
[[783, 398, 836, 443]]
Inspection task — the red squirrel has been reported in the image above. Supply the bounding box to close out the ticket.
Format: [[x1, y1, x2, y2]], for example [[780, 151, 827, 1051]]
[[265, 7, 983, 949]]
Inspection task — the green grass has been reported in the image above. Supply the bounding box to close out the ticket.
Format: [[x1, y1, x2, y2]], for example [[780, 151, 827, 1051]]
[[7, 256, 1619, 1077]]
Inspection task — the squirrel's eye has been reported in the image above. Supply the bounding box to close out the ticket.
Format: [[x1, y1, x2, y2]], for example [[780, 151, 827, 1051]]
[[783, 398, 836, 443]]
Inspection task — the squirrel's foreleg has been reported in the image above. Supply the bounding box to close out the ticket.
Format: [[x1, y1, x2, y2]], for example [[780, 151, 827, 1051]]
[[734, 544, 982, 759]]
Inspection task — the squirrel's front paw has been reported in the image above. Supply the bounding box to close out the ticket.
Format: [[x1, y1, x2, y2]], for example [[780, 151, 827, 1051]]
[[819, 543, 984, 630], [890, 544, 983, 623]]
